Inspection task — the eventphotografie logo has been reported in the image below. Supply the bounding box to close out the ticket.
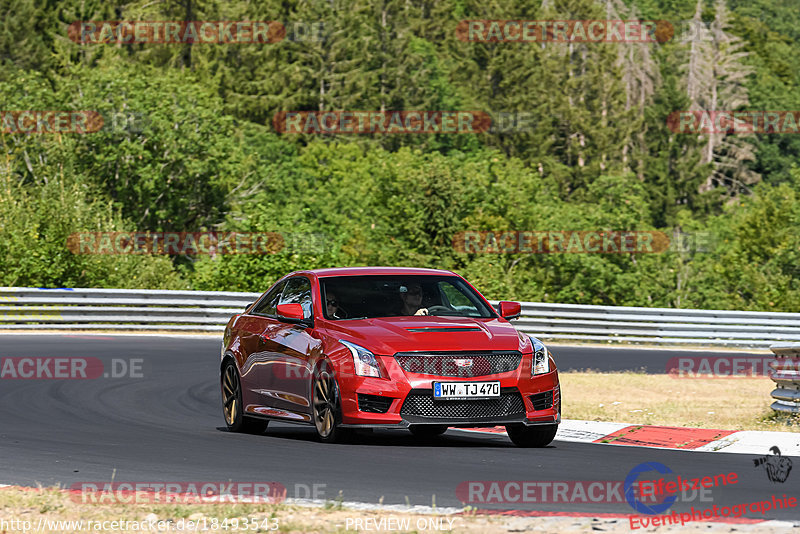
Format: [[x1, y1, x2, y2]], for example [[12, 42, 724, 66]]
[[625, 462, 678, 515]]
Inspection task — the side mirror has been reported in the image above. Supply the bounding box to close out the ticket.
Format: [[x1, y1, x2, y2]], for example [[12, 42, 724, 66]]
[[245, 302, 255, 312], [499, 301, 521, 320], [276, 303, 305, 321]]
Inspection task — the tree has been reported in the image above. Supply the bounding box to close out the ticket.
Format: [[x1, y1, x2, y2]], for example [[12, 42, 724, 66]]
[[682, 0, 758, 200]]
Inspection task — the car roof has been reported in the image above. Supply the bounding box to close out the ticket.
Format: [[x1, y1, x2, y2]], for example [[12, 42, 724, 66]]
[[299, 266, 457, 278]]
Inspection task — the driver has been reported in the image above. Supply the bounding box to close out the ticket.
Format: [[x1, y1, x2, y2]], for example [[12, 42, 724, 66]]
[[326, 291, 345, 319], [399, 283, 428, 316]]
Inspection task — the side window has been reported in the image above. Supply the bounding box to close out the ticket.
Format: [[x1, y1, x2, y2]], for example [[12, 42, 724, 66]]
[[438, 281, 483, 316], [279, 277, 313, 319], [251, 281, 285, 318], [439, 282, 469, 307]]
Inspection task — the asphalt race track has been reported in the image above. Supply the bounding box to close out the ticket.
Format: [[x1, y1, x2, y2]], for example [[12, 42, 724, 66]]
[[0, 334, 795, 520]]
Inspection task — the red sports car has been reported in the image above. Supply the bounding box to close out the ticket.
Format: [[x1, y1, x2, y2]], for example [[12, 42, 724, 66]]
[[220, 267, 560, 447]]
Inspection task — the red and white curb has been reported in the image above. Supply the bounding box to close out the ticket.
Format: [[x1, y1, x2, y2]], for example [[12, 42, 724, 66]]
[[456, 419, 800, 455]]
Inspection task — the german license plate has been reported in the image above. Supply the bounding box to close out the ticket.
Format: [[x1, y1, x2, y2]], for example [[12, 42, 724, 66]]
[[433, 381, 500, 399]]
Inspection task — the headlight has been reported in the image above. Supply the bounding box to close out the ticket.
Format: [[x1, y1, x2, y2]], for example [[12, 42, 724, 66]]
[[339, 340, 382, 378], [530, 337, 550, 376]]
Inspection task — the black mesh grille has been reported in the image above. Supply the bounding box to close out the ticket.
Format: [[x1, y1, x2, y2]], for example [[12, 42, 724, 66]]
[[358, 394, 393, 414], [529, 390, 553, 411], [400, 388, 525, 419], [394, 352, 522, 378]]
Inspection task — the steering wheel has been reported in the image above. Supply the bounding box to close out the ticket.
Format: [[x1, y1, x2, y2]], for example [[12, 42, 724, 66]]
[[426, 305, 455, 316]]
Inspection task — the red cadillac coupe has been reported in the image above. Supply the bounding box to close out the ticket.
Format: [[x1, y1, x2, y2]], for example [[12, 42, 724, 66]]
[[220, 267, 560, 447]]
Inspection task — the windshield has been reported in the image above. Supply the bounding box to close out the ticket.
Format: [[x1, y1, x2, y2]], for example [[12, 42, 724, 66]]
[[320, 275, 496, 320]]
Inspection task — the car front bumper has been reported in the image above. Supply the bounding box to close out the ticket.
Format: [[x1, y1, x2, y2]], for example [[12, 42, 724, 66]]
[[337, 354, 560, 428]]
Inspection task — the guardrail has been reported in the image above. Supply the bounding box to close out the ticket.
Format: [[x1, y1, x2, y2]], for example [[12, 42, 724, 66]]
[[0, 288, 260, 332], [514, 302, 800, 347], [1, 287, 800, 346], [769, 343, 800, 414]]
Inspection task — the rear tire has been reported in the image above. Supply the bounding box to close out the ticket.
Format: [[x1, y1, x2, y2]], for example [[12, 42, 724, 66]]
[[409, 425, 448, 438], [505, 424, 557, 448], [221, 360, 269, 434]]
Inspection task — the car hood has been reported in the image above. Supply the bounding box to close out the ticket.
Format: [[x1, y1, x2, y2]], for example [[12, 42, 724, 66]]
[[321, 316, 532, 355]]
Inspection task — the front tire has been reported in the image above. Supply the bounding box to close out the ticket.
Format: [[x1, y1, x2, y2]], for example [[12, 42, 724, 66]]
[[221, 360, 269, 434], [312, 360, 348, 443], [505, 424, 558, 448]]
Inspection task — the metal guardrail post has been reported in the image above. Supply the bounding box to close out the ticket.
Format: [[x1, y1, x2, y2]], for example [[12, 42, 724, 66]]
[[769, 343, 800, 414]]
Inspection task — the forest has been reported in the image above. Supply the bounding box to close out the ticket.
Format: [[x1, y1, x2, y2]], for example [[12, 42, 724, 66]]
[[1, 0, 799, 311]]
